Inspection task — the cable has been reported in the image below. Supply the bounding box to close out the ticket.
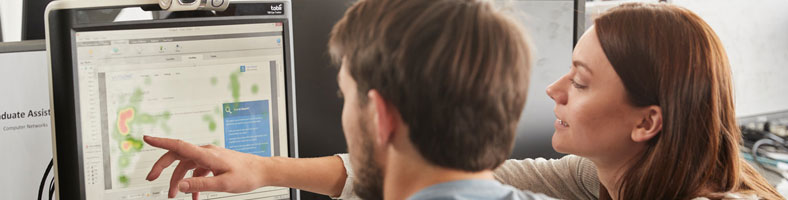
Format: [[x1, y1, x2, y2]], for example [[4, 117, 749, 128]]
[[49, 176, 55, 200], [38, 158, 53, 200], [751, 138, 788, 181]]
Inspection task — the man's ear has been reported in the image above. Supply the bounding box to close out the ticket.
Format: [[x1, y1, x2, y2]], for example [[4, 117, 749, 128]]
[[632, 105, 662, 142], [368, 89, 397, 146]]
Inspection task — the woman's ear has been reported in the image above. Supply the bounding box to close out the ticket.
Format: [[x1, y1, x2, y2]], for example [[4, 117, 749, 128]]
[[632, 105, 662, 142]]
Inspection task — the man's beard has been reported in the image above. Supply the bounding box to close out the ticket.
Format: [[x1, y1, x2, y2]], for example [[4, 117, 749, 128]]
[[351, 116, 384, 200]]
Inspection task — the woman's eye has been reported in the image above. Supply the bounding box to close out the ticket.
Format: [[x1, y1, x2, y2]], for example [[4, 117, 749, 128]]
[[570, 79, 587, 89]]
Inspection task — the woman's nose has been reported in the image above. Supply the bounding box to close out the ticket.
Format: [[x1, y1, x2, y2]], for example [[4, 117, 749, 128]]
[[546, 79, 568, 105]]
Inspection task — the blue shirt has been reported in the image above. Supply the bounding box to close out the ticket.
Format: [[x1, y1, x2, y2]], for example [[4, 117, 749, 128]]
[[407, 179, 557, 200]]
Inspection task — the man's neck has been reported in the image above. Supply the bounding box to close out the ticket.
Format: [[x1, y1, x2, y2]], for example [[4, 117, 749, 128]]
[[382, 147, 495, 200]]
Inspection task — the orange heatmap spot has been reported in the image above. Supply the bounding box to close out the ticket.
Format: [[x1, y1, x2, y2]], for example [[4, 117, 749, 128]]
[[121, 141, 132, 152], [117, 108, 135, 135]]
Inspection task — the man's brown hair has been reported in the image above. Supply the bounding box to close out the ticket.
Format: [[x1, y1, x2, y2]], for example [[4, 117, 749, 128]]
[[329, 0, 532, 171]]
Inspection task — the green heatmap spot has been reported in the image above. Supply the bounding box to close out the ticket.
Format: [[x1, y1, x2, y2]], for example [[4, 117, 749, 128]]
[[203, 114, 217, 132], [229, 72, 241, 103], [161, 111, 171, 120], [251, 84, 259, 94], [132, 140, 143, 150], [213, 140, 220, 146], [214, 106, 221, 114], [209, 122, 217, 132], [137, 113, 155, 124], [211, 77, 218, 86], [130, 89, 144, 104], [145, 77, 152, 85], [119, 156, 129, 167], [119, 175, 129, 185], [261, 143, 268, 151]]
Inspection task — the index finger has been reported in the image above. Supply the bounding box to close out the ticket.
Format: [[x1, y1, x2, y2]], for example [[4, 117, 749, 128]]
[[144, 136, 215, 167]]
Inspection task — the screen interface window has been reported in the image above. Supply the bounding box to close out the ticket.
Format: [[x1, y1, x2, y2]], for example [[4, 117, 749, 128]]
[[74, 23, 289, 200]]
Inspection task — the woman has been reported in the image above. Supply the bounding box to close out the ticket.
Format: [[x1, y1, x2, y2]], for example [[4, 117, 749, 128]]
[[143, 2, 783, 200], [497, 2, 781, 199]]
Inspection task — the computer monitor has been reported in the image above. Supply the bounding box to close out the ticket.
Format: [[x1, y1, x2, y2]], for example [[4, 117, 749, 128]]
[[0, 40, 54, 200], [45, 1, 298, 199]]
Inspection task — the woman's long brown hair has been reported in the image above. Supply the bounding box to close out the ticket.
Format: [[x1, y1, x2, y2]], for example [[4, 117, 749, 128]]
[[594, 3, 782, 200]]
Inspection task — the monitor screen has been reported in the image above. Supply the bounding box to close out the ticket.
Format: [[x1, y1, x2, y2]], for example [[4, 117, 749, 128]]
[[73, 22, 290, 199]]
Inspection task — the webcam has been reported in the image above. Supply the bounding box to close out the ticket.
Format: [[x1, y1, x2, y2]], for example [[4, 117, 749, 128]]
[[159, 0, 229, 11]]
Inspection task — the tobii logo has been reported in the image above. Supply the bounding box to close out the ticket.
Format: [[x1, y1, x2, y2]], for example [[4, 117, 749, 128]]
[[271, 4, 283, 11]]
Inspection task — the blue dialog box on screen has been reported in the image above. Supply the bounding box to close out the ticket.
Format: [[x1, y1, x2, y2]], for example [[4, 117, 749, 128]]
[[223, 100, 271, 157]]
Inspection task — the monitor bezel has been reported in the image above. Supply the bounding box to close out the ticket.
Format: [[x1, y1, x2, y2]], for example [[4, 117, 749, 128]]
[[0, 40, 46, 53], [47, 2, 298, 200]]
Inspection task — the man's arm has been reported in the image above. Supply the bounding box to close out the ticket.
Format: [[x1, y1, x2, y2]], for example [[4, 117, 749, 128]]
[[143, 136, 348, 199]]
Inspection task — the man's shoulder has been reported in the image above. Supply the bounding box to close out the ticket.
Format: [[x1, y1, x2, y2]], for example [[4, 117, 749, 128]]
[[407, 179, 557, 200], [508, 190, 558, 200]]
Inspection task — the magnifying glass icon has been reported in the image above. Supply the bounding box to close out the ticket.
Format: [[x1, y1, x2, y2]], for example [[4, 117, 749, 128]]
[[225, 106, 232, 114]]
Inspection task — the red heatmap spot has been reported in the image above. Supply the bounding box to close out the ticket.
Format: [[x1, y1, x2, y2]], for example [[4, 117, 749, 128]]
[[117, 109, 135, 135]]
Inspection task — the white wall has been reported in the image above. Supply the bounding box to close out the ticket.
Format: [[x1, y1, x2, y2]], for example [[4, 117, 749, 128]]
[[0, 0, 154, 42], [585, 1, 788, 117], [672, 0, 788, 117], [500, 0, 577, 159], [0, 0, 24, 42]]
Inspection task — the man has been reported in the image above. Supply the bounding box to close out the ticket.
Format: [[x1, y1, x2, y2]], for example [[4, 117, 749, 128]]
[[144, 0, 551, 199]]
